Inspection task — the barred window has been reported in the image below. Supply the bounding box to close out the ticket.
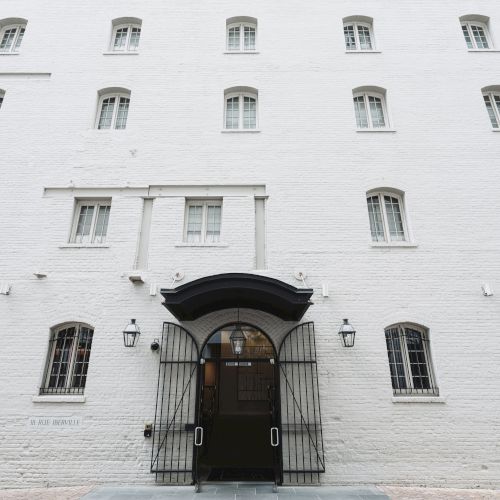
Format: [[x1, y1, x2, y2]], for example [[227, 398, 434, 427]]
[[226, 17, 257, 52], [40, 323, 94, 395], [111, 19, 142, 52], [460, 17, 491, 50], [353, 89, 388, 129], [385, 324, 438, 396], [96, 89, 131, 129], [482, 90, 500, 129], [0, 21, 26, 53], [70, 199, 111, 244], [343, 19, 374, 51], [184, 199, 222, 243], [224, 88, 258, 130], [366, 190, 407, 243]]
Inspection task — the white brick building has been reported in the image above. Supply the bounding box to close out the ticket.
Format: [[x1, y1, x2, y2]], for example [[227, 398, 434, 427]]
[[1, 0, 499, 490]]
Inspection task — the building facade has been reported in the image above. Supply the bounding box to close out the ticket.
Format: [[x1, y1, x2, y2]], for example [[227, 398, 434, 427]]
[[1, 0, 500, 490]]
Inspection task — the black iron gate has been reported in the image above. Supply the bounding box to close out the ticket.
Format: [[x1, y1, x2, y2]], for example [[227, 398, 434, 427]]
[[151, 322, 199, 484], [278, 322, 325, 484]]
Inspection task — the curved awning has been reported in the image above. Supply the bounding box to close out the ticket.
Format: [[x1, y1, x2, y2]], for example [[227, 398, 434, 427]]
[[161, 273, 314, 321]]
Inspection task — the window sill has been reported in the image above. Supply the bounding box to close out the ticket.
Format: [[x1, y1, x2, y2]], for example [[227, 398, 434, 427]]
[[370, 242, 418, 248], [59, 244, 110, 249], [356, 128, 396, 133], [0, 52, 19, 56], [175, 242, 229, 248], [32, 395, 86, 403], [223, 51, 260, 54], [345, 50, 382, 54], [102, 51, 139, 55], [221, 129, 261, 133], [468, 49, 500, 52], [392, 396, 445, 404], [492, 129, 500, 132]]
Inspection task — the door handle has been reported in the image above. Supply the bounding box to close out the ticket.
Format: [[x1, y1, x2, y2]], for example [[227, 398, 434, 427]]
[[194, 426, 204, 446], [270, 427, 279, 447]]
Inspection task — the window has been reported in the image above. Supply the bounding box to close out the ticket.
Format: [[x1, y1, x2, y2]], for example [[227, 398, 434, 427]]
[[482, 87, 500, 129], [110, 18, 142, 52], [40, 323, 94, 395], [385, 323, 438, 396], [460, 16, 492, 49], [226, 17, 257, 52], [0, 19, 27, 53], [184, 200, 222, 243], [70, 200, 111, 244], [353, 88, 389, 129], [343, 17, 374, 51], [0, 90, 4, 109], [224, 87, 258, 130], [96, 88, 131, 129], [366, 190, 407, 243]]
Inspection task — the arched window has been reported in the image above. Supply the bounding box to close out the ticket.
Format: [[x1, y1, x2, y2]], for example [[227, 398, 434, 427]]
[[482, 86, 500, 129], [40, 323, 94, 395], [0, 18, 27, 53], [353, 86, 389, 129], [0, 89, 5, 109], [385, 323, 438, 396], [226, 17, 257, 52], [224, 87, 258, 130], [343, 16, 374, 51], [366, 189, 408, 243], [460, 15, 492, 49], [96, 88, 131, 129], [110, 17, 142, 52]]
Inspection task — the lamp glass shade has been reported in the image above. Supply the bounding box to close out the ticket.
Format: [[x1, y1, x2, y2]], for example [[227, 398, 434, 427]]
[[123, 319, 141, 347], [230, 325, 246, 355], [338, 319, 356, 348]]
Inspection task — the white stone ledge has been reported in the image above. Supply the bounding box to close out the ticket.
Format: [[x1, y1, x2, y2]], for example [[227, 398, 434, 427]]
[[356, 129, 396, 133], [174, 242, 229, 248], [32, 395, 86, 403], [492, 129, 500, 132], [370, 243, 418, 248], [223, 51, 260, 55], [0, 52, 19, 56], [392, 396, 446, 404], [58, 244, 110, 249], [468, 49, 500, 53], [345, 50, 382, 54], [221, 129, 261, 133], [102, 51, 139, 56]]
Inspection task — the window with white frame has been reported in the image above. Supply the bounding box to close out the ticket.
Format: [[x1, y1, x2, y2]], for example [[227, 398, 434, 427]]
[[224, 88, 258, 130], [0, 20, 27, 53], [460, 16, 492, 49], [482, 88, 500, 128], [343, 17, 374, 51], [111, 18, 142, 52], [366, 190, 408, 243], [385, 323, 438, 396], [70, 200, 111, 244], [226, 17, 257, 51], [184, 199, 222, 243], [96, 89, 131, 129], [353, 89, 389, 129], [40, 323, 94, 395]]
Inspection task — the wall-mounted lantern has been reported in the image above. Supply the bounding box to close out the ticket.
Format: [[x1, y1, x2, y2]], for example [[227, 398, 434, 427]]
[[338, 318, 356, 348], [230, 325, 246, 356], [123, 319, 141, 347]]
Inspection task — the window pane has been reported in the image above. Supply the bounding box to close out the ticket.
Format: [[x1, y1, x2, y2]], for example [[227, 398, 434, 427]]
[[353, 96, 368, 128], [385, 328, 407, 391], [368, 96, 386, 128], [0, 28, 17, 52], [367, 195, 385, 242], [114, 27, 128, 50], [344, 25, 356, 50], [244, 26, 256, 50], [0, 96, 3, 109], [405, 328, 431, 391], [228, 26, 240, 50], [94, 205, 111, 243], [461, 25, 474, 49], [243, 96, 256, 129], [484, 95, 499, 128], [206, 205, 221, 242], [14, 27, 25, 51], [187, 205, 203, 242], [357, 25, 372, 50], [98, 97, 115, 129], [48, 327, 76, 389], [71, 327, 94, 389], [384, 195, 406, 241], [471, 25, 489, 49], [74, 205, 95, 243], [225, 97, 239, 129], [115, 97, 130, 129], [129, 27, 141, 51]]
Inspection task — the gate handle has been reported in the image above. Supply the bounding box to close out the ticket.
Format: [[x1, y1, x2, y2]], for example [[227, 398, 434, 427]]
[[270, 427, 279, 447], [194, 426, 204, 446]]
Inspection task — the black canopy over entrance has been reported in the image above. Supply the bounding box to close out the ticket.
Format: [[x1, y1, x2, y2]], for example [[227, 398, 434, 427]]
[[161, 273, 314, 321]]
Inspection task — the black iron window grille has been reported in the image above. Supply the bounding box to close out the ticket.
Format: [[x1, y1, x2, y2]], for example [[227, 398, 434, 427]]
[[40, 323, 94, 395], [385, 324, 439, 396]]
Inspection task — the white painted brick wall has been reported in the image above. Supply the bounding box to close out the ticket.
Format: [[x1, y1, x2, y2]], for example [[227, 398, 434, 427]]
[[1, 0, 500, 489]]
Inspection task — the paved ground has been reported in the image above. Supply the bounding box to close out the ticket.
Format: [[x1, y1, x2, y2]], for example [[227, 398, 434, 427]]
[[0, 484, 499, 500]]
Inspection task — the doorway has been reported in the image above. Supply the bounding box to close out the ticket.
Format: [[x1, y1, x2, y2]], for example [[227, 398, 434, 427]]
[[195, 324, 281, 483]]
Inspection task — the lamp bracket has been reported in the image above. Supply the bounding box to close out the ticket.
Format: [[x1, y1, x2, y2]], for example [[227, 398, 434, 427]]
[[294, 270, 309, 287], [170, 271, 185, 288]]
